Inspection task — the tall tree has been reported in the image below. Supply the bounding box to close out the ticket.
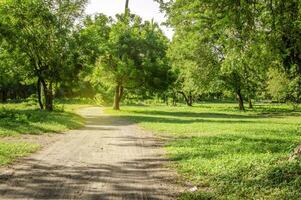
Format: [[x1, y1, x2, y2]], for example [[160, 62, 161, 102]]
[[0, 0, 87, 110], [168, 29, 220, 106], [92, 12, 169, 110]]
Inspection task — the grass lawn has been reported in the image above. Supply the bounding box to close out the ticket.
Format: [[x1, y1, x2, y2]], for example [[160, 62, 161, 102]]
[[108, 103, 301, 200], [0, 101, 87, 165]]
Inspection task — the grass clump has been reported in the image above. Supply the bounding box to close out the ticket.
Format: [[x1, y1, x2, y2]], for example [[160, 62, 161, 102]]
[[0, 103, 84, 137], [0, 142, 39, 165], [179, 191, 215, 200], [108, 103, 301, 199]]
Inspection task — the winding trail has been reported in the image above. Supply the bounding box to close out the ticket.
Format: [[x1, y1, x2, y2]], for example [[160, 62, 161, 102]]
[[0, 107, 183, 200]]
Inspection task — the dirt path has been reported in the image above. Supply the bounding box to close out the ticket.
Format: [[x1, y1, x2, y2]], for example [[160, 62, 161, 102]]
[[0, 107, 183, 200]]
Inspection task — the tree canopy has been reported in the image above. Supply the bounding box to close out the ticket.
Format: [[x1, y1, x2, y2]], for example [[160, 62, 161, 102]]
[[0, 0, 87, 110], [0, 0, 300, 110], [156, 0, 301, 110]]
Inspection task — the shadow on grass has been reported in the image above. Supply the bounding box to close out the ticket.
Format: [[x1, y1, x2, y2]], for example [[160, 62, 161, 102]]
[[130, 109, 301, 119], [82, 113, 246, 132], [0, 108, 83, 136], [114, 114, 301, 126], [169, 134, 301, 199], [117, 115, 264, 125], [168, 134, 299, 161], [131, 110, 263, 119]]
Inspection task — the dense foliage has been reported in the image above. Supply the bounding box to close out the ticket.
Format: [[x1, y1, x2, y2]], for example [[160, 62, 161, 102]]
[[0, 0, 171, 110], [92, 13, 170, 109], [0, 0, 87, 110], [0, 0, 300, 110], [156, 0, 301, 110]]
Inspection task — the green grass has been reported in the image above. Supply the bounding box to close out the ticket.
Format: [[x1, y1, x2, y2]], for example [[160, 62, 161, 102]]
[[0, 102, 85, 137], [0, 142, 39, 165], [108, 103, 301, 200]]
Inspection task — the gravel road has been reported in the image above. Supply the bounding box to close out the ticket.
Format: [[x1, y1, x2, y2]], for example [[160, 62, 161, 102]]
[[0, 107, 183, 200]]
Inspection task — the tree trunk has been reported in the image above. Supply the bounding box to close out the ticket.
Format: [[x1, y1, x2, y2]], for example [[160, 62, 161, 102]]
[[179, 91, 192, 106], [37, 78, 44, 110], [188, 92, 193, 106], [248, 99, 253, 109], [41, 79, 53, 111], [113, 85, 124, 110], [47, 82, 53, 111], [236, 90, 245, 111], [172, 92, 177, 106]]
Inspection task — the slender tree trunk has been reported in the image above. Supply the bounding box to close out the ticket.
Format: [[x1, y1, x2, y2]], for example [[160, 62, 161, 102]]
[[44, 83, 53, 111], [236, 90, 245, 111], [172, 92, 177, 106], [179, 91, 192, 106], [41, 79, 53, 111], [248, 98, 253, 109], [188, 92, 193, 106], [37, 78, 44, 110], [113, 85, 124, 110]]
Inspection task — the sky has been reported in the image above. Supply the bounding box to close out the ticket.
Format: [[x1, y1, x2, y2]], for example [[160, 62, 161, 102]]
[[85, 0, 174, 39]]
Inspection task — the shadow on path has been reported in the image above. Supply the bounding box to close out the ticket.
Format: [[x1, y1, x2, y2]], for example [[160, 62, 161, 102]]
[[0, 157, 176, 200]]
